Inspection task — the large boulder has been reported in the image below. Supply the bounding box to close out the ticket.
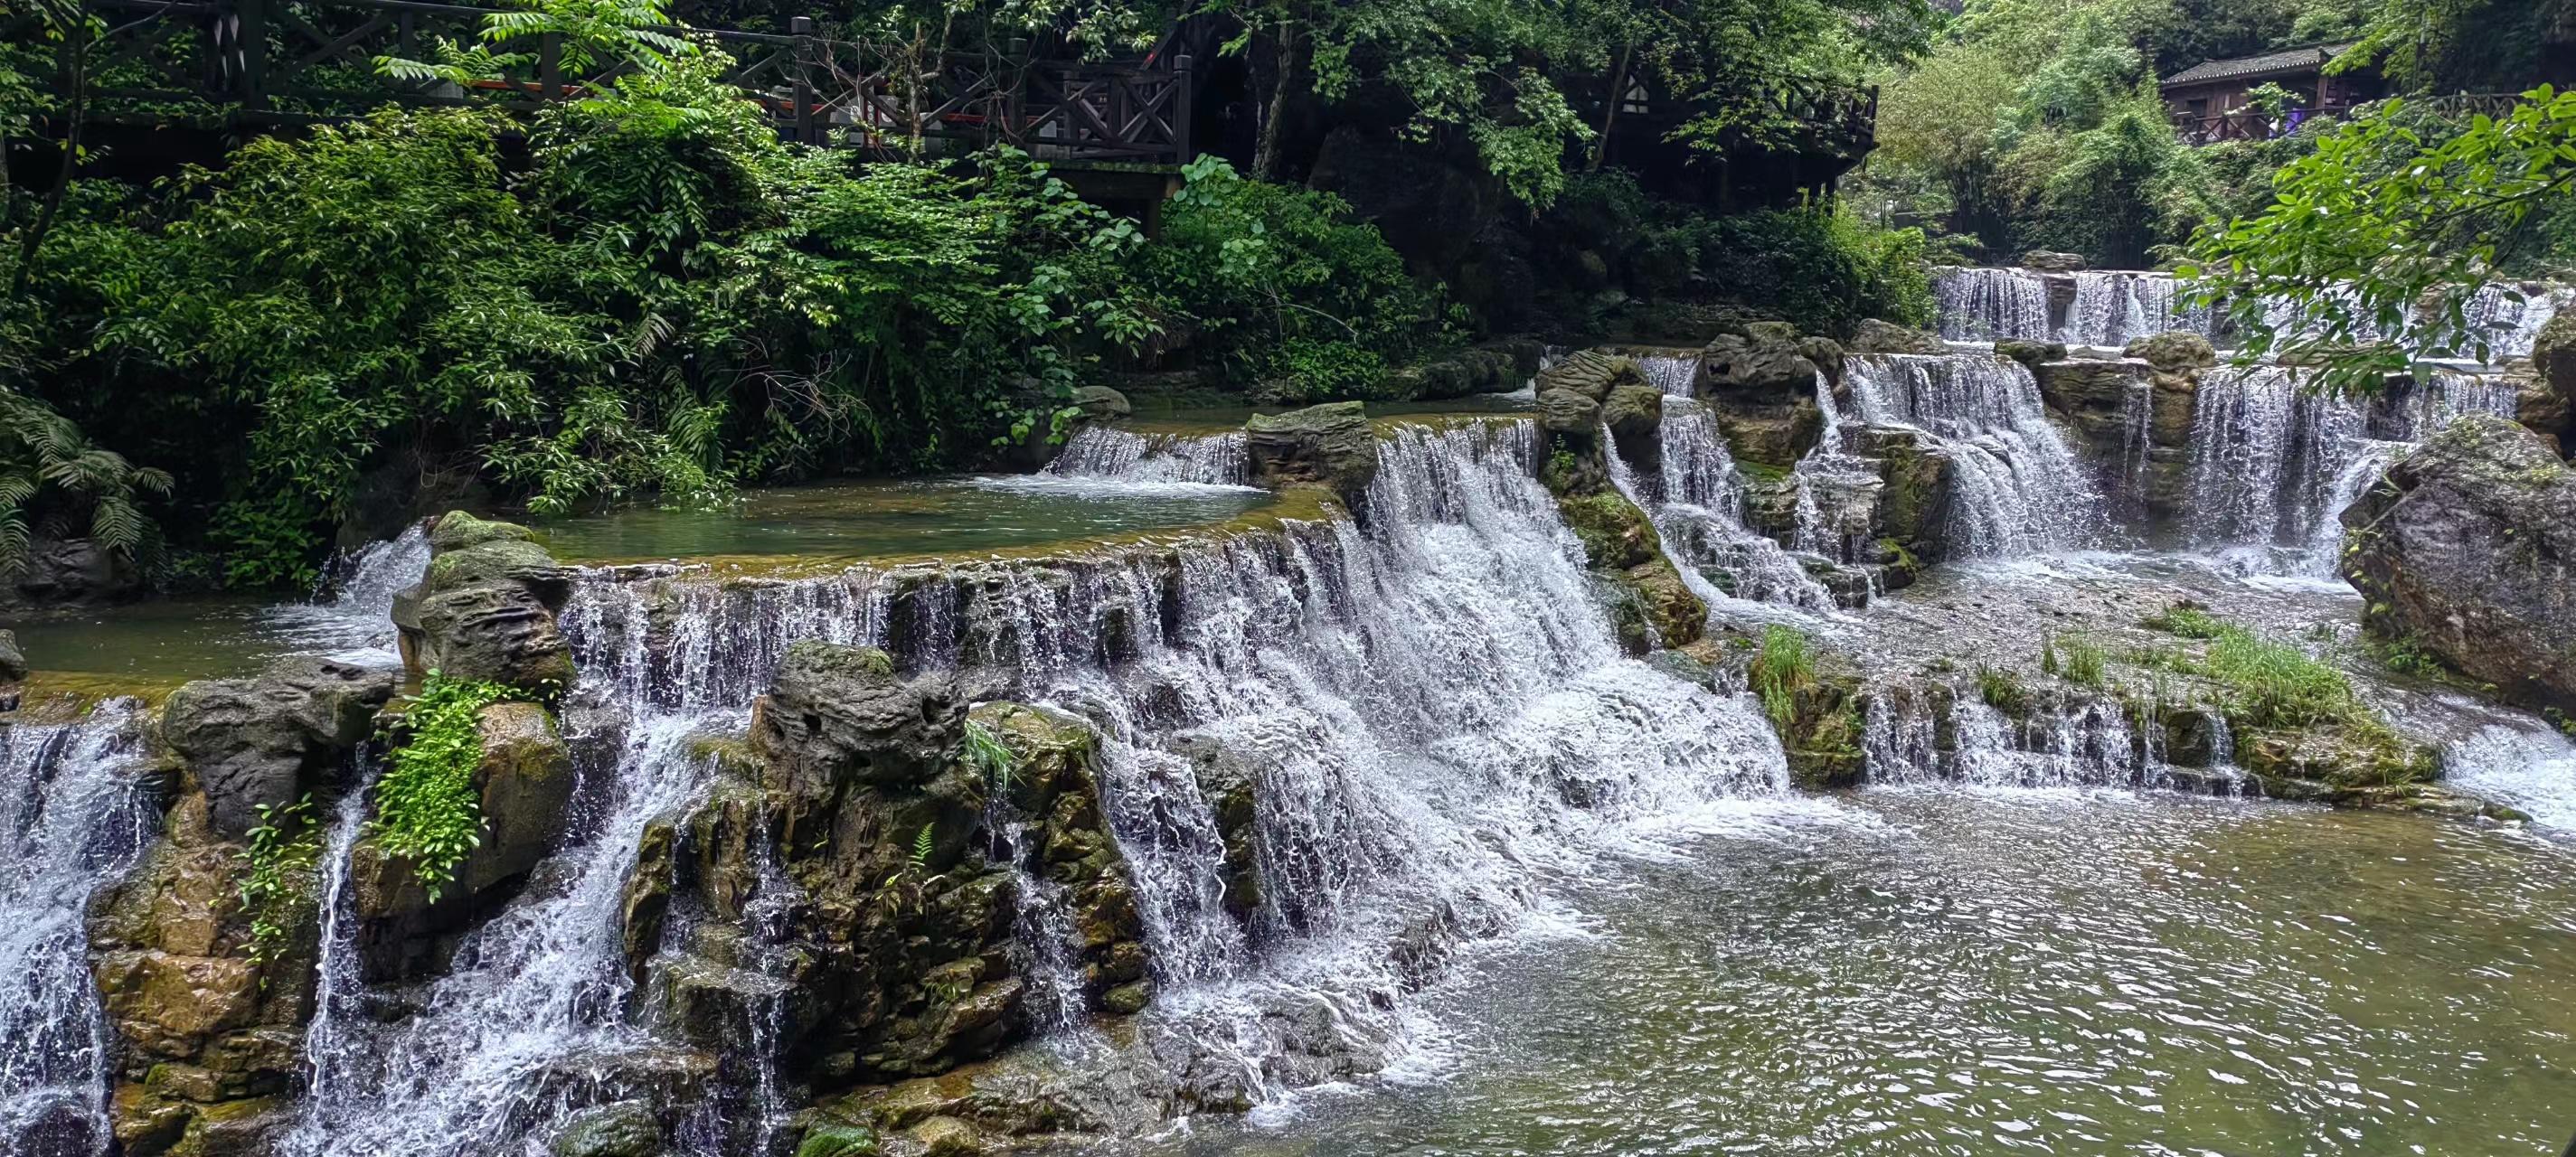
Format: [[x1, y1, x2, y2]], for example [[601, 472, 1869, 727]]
[[1694, 325, 1818, 399], [2343, 416, 2576, 711], [393, 512, 574, 697], [1534, 351, 1646, 402], [2020, 250, 2086, 272], [751, 642, 965, 797], [161, 656, 398, 837], [0, 627, 24, 682], [2123, 331, 2218, 373], [348, 701, 578, 979], [1243, 402, 1378, 502], [1535, 388, 1603, 437], [0, 537, 144, 610], [2533, 313, 2576, 446], [1601, 383, 1664, 475], [1845, 318, 1948, 356]]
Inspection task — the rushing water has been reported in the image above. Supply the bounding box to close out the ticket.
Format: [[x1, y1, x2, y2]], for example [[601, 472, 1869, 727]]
[[1833, 353, 2104, 558], [2183, 367, 2521, 576], [0, 703, 157, 1157], [1128, 792, 2576, 1156]]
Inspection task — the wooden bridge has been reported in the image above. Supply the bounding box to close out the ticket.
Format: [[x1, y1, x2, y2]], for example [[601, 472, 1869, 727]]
[[67, 0, 1199, 163]]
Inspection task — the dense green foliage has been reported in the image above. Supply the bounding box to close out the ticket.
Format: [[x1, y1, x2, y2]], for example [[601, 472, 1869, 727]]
[[1863, 0, 2574, 268], [2183, 86, 2576, 383], [374, 673, 511, 899], [1552, 171, 1937, 333]]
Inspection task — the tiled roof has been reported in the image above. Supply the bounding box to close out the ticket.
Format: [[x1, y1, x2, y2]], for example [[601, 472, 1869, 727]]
[[2161, 43, 2354, 88]]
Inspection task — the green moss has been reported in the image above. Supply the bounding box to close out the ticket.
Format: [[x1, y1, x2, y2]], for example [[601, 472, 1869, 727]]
[[1974, 665, 2031, 716], [794, 1123, 881, 1157], [2142, 604, 2228, 638], [373, 672, 510, 900], [1734, 460, 1789, 484], [1554, 492, 1661, 570]]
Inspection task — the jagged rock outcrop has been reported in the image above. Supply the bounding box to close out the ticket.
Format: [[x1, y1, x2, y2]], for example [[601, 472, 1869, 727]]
[[2531, 313, 2576, 447], [0, 536, 145, 610], [2123, 331, 2217, 372], [159, 656, 397, 838], [635, 646, 1147, 1093], [393, 512, 575, 697], [1601, 381, 1664, 475], [2020, 250, 2085, 272], [1693, 322, 1824, 467], [1244, 402, 1378, 503], [348, 701, 578, 980], [2344, 416, 2576, 711], [1388, 339, 1546, 400], [1845, 318, 1947, 356], [90, 790, 314, 1157]]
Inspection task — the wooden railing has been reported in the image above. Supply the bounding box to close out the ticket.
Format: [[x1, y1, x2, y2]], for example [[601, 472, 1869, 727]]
[[61, 0, 1196, 163]]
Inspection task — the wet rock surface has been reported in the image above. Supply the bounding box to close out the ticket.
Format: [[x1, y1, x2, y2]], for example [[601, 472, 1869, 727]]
[[2345, 416, 2576, 713], [1242, 402, 1379, 502], [160, 655, 396, 838], [394, 511, 576, 696]]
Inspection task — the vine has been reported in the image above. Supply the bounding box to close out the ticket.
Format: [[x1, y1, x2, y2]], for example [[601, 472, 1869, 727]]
[[373, 672, 509, 900], [236, 794, 324, 969]]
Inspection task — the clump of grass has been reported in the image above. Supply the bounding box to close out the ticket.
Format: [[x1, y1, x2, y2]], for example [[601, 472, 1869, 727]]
[[2143, 603, 2228, 639], [1974, 665, 2026, 714], [2041, 633, 2107, 687], [1750, 625, 1816, 730], [2203, 626, 2353, 727]]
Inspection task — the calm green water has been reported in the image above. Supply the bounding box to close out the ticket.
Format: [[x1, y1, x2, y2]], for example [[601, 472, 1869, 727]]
[[1147, 791, 2576, 1156], [533, 477, 1275, 563]]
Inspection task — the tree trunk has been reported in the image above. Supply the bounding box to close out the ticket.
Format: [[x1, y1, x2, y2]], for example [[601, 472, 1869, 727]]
[[1252, 25, 1298, 181], [1588, 41, 1634, 173], [13, 25, 85, 297]]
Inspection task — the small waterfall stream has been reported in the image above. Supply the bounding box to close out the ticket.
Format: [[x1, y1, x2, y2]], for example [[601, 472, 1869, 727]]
[[1834, 353, 2105, 557], [0, 703, 157, 1157]]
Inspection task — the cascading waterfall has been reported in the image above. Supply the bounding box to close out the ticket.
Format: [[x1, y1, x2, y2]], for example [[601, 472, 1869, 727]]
[[1835, 353, 2105, 557], [0, 703, 157, 1157], [262, 524, 431, 662], [280, 419, 1798, 1144], [1617, 358, 1834, 610], [1933, 268, 2052, 342], [2184, 366, 2519, 576], [1859, 691, 2156, 789], [2061, 272, 2221, 347], [1037, 426, 1252, 489]]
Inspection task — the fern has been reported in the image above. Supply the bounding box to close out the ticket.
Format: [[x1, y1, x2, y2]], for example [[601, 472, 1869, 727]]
[[962, 720, 1015, 796], [0, 389, 170, 576], [911, 822, 934, 867]]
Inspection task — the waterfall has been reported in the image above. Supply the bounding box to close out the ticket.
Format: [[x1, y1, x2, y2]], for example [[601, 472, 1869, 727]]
[[1614, 400, 1835, 612], [2184, 367, 2519, 576], [262, 524, 431, 663], [1858, 691, 2156, 789], [1933, 268, 2052, 342], [2441, 720, 2576, 829], [2060, 272, 2219, 347], [0, 703, 157, 1157], [1636, 354, 1698, 397], [1835, 353, 2104, 558], [276, 419, 1795, 1143], [1038, 426, 1252, 489], [2462, 283, 2563, 361]]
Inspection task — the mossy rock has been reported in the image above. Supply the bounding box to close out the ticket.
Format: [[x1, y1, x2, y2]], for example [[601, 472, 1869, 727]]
[[1554, 492, 1662, 571], [794, 1123, 881, 1157], [427, 510, 537, 551]]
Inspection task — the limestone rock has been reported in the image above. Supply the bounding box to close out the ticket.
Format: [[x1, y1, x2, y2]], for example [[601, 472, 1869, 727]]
[[2020, 250, 2085, 272], [1534, 351, 1646, 402], [0, 536, 144, 609], [551, 1101, 665, 1157], [1618, 560, 1707, 652], [2343, 416, 2576, 711], [1601, 383, 1664, 475], [2123, 331, 2218, 372], [751, 643, 964, 795], [1536, 389, 1603, 437], [1994, 340, 2066, 372], [1694, 330, 1818, 399], [394, 512, 574, 696], [1070, 385, 1130, 420], [2511, 372, 2568, 450], [1708, 402, 1824, 468], [2533, 314, 2576, 445], [1845, 318, 1947, 356], [1554, 492, 1662, 570], [1243, 402, 1378, 502], [0, 627, 24, 682], [161, 656, 397, 837], [1798, 335, 1846, 381], [349, 701, 577, 978]]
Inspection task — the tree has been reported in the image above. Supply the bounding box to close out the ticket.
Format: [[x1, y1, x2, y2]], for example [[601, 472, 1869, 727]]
[[2182, 85, 2576, 385]]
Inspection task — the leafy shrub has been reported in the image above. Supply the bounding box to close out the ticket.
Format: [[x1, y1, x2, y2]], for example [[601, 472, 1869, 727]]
[[373, 673, 510, 898], [2201, 625, 2353, 728], [1147, 155, 1437, 399], [237, 795, 324, 968]]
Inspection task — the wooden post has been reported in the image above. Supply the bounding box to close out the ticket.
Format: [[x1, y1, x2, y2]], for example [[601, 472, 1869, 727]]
[[539, 32, 561, 99], [792, 16, 816, 145], [237, 0, 267, 109], [1172, 52, 1191, 163]]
